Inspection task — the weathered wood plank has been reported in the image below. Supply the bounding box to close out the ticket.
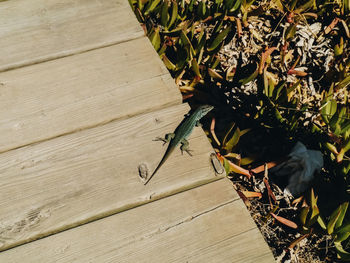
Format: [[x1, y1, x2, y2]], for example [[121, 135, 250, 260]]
[[0, 37, 181, 153], [0, 103, 223, 251], [0, 0, 144, 72], [0, 179, 274, 262]]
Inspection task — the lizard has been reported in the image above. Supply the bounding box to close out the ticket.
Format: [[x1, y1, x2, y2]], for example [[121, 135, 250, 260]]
[[143, 104, 214, 185]]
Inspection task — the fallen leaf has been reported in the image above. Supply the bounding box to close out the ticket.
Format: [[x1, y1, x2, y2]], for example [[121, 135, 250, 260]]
[[264, 177, 277, 206], [210, 117, 221, 146], [288, 234, 309, 249], [250, 160, 283, 174], [324, 18, 339, 34], [288, 69, 308, 76], [227, 159, 251, 178], [237, 190, 252, 208], [242, 191, 262, 199], [271, 213, 298, 229], [259, 47, 277, 74]]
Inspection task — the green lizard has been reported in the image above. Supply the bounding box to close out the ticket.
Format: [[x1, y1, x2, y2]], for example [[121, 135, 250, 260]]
[[144, 105, 214, 185]]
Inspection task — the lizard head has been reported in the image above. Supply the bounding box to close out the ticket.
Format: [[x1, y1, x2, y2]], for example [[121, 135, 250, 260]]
[[196, 104, 214, 118]]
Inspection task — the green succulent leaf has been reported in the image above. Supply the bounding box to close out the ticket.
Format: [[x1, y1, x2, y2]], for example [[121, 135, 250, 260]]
[[167, 0, 178, 29], [327, 206, 342, 234], [162, 55, 176, 70], [223, 158, 230, 175], [149, 27, 161, 51], [144, 0, 161, 15], [208, 25, 231, 52], [335, 202, 349, 231], [317, 215, 327, 230], [239, 70, 258, 85], [223, 127, 241, 153], [321, 99, 337, 124], [335, 222, 350, 243], [335, 242, 350, 261], [160, 0, 169, 28], [191, 58, 202, 78]]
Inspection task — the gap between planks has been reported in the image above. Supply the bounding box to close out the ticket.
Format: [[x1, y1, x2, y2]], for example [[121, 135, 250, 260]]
[[0, 0, 145, 72], [0, 179, 275, 263], [0, 103, 224, 252], [0, 37, 181, 154]]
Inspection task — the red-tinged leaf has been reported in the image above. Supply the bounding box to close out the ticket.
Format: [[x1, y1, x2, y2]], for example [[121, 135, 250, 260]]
[[271, 213, 298, 229], [335, 202, 349, 230], [288, 234, 309, 249], [303, 12, 318, 19], [310, 188, 318, 208], [292, 195, 304, 206], [236, 190, 252, 208], [258, 47, 277, 74], [227, 159, 251, 178], [216, 152, 225, 162], [251, 159, 284, 174], [288, 69, 308, 76], [235, 17, 242, 38], [264, 177, 277, 203], [182, 93, 193, 100], [242, 191, 262, 199], [324, 142, 339, 155], [327, 208, 342, 234], [210, 117, 221, 146], [324, 18, 339, 35]]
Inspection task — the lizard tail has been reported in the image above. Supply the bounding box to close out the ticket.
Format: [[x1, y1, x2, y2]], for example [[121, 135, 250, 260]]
[[144, 147, 173, 185], [143, 159, 163, 185]]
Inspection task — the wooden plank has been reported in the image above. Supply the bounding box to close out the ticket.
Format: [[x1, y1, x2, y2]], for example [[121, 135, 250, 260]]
[[0, 0, 144, 72], [0, 37, 181, 153], [0, 103, 224, 251], [0, 179, 274, 262]]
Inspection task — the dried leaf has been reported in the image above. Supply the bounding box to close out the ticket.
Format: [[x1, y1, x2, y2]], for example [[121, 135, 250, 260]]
[[288, 234, 309, 249], [210, 117, 221, 146], [237, 190, 252, 208], [288, 69, 308, 76], [208, 68, 224, 80], [259, 47, 277, 74], [250, 160, 283, 174], [235, 17, 242, 38], [226, 159, 251, 178], [271, 213, 298, 229], [324, 18, 339, 35], [264, 177, 277, 204], [242, 191, 262, 198]]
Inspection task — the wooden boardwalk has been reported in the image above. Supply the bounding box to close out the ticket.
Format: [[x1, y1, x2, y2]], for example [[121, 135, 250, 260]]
[[0, 0, 275, 262]]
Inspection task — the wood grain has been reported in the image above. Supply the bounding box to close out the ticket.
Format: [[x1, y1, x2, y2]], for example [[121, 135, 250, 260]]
[[0, 37, 181, 153], [0, 104, 223, 251], [0, 179, 274, 262], [0, 0, 144, 72]]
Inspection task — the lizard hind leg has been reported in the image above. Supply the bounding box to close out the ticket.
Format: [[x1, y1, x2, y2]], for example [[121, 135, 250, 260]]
[[180, 138, 193, 156], [154, 133, 175, 145]]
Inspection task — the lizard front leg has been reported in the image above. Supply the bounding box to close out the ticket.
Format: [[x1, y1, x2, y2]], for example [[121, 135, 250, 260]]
[[154, 133, 175, 145], [180, 138, 193, 156]]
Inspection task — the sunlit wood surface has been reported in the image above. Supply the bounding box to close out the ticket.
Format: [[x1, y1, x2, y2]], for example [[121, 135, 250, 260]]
[[0, 0, 275, 261]]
